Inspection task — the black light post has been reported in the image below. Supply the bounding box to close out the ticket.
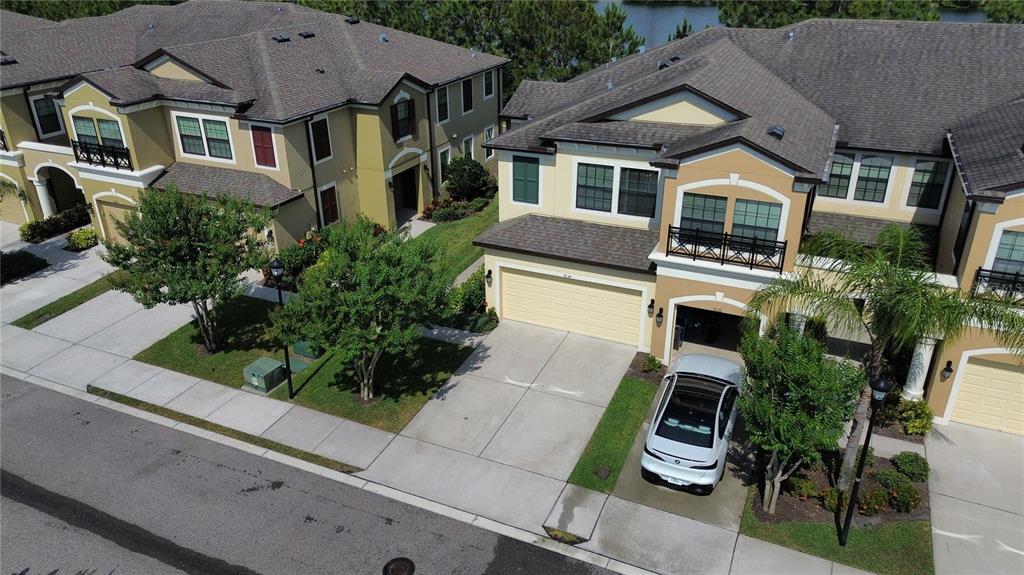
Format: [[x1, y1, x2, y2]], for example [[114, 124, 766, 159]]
[[268, 258, 295, 399], [839, 376, 895, 546]]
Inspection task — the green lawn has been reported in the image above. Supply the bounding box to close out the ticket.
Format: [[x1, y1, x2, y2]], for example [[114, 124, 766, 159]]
[[417, 200, 497, 282], [567, 377, 658, 493], [12, 270, 127, 329], [135, 296, 283, 388], [740, 489, 934, 575], [270, 338, 474, 433]]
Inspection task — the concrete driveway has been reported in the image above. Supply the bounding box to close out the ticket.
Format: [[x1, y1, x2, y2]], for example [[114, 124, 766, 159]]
[[927, 422, 1024, 575], [398, 320, 636, 481]]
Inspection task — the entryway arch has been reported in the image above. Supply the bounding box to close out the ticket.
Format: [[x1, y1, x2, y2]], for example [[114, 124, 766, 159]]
[[32, 163, 86, 216]]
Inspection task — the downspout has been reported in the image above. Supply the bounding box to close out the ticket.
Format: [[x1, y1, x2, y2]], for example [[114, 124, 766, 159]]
[[426, 87, 437, 200], [304, 115, 322, 232]]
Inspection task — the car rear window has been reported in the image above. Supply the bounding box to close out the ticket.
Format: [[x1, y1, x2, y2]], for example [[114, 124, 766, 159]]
[[655, 384, 720, 448]]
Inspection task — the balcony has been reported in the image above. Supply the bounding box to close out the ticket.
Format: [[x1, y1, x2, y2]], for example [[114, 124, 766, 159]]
[[666, 226, 787, 272], [0, 129, 7, 152], [972, 267, 1024, 306], [72, 140, 133, 170]]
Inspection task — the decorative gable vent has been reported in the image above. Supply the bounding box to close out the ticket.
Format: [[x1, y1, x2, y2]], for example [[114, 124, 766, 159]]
[[299, 31, 316, 39], [767, 125, 785, 140], [272, 35, 291, 43]]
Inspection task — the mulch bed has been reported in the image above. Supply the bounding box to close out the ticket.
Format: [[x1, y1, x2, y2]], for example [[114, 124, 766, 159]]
[[751, 455, 930, 527], [625, 352, 667, 385], [872, 420, 926, 444]]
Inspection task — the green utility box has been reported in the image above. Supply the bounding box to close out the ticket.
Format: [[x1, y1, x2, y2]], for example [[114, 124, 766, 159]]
[[294, 340, 323, 359], [243, 357, 285, 393]]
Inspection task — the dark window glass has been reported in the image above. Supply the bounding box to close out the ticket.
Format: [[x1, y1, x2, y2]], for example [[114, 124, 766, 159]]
[[575, 163, 613, 212], [73, 117, 99, 145], [319, 185, 339, 225], [907, 159, 948, 209], [391, 99, 415, 140], [202, 119, 232, 159], [97, 119, 123, 148], [310, 118, 331, 162], [819, 152, 854, 198], [462, 78, 473, 113], [732, 199, 782, 240], [33, 97, 61, 135], [993, 231, 1024, 274], [655, 383, 719, 448], [618, 168, 658, 217], [176, 116, 205, 155], [512, 156, 539, 204], [252, 126, 276, 167], [484, 70, 494, 97], [718, 388, 736, 439], [680, 193, 726, 234], [439, 149, 450, 183], [437, 87, 449, 123], [853, 155, 892, 203]]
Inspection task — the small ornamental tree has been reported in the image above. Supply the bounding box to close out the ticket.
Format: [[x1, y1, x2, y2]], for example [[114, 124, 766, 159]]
[[443, 155, 497, 201], [272, 217, 448, 400], [103, 186, 270, 352], [739, 324, 864, 514]]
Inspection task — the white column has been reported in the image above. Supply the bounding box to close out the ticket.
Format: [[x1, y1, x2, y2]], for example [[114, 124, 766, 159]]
[[903, 336, 938, 401], [788, 311, 808, 334], [33, 178, 55, 218]]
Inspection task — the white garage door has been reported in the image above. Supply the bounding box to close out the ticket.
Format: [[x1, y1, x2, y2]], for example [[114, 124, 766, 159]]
[[951, 358, 1024, 435], [500, 268, 642, 346]]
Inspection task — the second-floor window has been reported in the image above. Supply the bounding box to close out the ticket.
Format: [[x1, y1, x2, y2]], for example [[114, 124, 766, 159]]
[[512, 155, 539, 204], [391, 99, 416, 141], [993, 231, 1024, 274], [437, 86, 449, 123], [72, 116, 124, 148], [852, 154, 892, 203], [819, 152, 854, 198], [309, 117, 331, 163], [175, 115, 232, 160], [30, 95, 64, 137], [251, 126, 276, 168], [732, 199, 782, 240], [618, 168, 658, 218], [576, 163, 614, 212], [484, 125, 495, 159], [907, 159, 949, 209], [462, 78, 474, 114], [680, 193, 726, 234], [484, 70, 495, 99]]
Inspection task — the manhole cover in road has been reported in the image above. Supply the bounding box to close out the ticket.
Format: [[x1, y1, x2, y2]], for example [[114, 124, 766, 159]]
[[383, 557, 415, 575]]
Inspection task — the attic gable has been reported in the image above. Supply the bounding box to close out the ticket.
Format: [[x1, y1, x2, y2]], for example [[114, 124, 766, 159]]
[[605, 88, 738, 126]]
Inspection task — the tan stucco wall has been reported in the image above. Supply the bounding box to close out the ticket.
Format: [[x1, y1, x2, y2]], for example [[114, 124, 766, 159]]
[[147, 58, 206, 82], [925, 327, 1022, 421], [661, 147, 806, 271], [0, 163, 37, 223], [607, 91, 735, 125], [482, 248, 657, 350], [1, 93, 39, 146], [811, 149, 952, 227], [935, 177, 967, 275], [430, 70, 502, 189], [126, 106, 174, 170], [956, 194, 1024, 290], [648, 274, 759, 361], [272, 193, 318, 248]]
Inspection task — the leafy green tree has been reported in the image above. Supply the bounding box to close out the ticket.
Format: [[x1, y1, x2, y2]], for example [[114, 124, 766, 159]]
[[443, 155, 497, 201], [748, 226, 1024, 492], [271, 218, 448, 400], [982, 0, 1024, 22], [0, 0, 173, 21], [668, 18, 695, 41], [103, 186, 270, 353], [739, 324, 864, 514], [719, 0, 941, 28]]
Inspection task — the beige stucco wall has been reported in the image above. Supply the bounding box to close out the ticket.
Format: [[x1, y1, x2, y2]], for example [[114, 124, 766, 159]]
[[482, 248, 657, 350], [1, 93, 38, 146], [925, 327, 1021, 421], [607, 91, 735, 125], [812, 149, 953, 227], [272, 192, 318, 248], [934, 177, 967, 275], [126, 106, 174, 170], [956, 193, 1024, 291], [0, 163, 37, 223], [429, 69, 502, 188], [147, 58, 206, 82]]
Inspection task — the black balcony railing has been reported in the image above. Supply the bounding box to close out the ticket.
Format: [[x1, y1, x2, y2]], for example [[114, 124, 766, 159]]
[[972, 267, 1024, 306], [72, 140, 133, 170], [666, 226, 787, 272], [0, 129, 7, 152]]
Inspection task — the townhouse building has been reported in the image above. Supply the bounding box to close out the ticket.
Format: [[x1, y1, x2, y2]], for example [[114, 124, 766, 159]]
[[0, 0, 505, 247], [477, 20, 1024, 434]]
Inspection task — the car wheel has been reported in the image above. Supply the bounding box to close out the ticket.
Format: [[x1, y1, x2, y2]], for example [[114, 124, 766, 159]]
[[641, 468, 657, 483], [716, 462, 726, 485]]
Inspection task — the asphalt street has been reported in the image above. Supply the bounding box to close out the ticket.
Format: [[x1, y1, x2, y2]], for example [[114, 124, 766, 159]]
[[0, 375, 612, 575]]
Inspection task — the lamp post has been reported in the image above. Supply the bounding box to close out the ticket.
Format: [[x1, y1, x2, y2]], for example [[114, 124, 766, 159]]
[[839, 375, 895, 546], [268, 258, 295, 399]]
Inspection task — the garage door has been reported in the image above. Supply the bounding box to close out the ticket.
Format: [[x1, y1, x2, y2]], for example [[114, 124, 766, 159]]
[[97, 200, 134, 244], [951, 358, 1024, 435], [500, 268, 642, 345]]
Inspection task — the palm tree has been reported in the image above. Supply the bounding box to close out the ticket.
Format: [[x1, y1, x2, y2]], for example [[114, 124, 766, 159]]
[[748, 225, 1024, 491]]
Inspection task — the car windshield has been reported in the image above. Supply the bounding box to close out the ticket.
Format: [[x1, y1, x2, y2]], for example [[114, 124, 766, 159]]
[[654, 383, 721, 448]]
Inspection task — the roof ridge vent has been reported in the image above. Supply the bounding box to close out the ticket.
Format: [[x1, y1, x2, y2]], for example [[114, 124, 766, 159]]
[[299, 31, 315, 39], [379, 33, 389, 43], [607, 80, 613, 90], [785, 30, 796, 40], [345, 16, 360, 24], [669, 56, 681, 62], [147, 23, 155, 31], [658, 60, 668, 70], [272, 35, 290, 44], [767, 125, 785, 140]]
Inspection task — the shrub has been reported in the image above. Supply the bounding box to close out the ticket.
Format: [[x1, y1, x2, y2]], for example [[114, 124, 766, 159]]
[[804, 315, 828, 343], [449, 268, 487, 316], [19, 204, 92, 243], [890, 451, 929, 481], [641, 354, 661, 373], [898, 399, 933, 435], [277, 235, 324, 285], [468, 196, 490, 212], [785, 476, 819, 500], [443, 155, 497, 201], [821, 487, 841, 512], [1, 250, 49, 284], [66, 226, 98, 250], [875, 469, 921, 512], [430, 203, 470, 222], [858, 489, 889, 516]]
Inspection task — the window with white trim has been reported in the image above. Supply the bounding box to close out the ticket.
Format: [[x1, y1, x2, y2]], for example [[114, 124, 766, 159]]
[[907, 159, 949, 209], [483, 70, 495, 99], [251, 126, 276, 168], [852, 154, 892, 203], [732, 199, 782, 240], [437, 86, 449, 123], [819, 151, 854, 198], [73, 116, 124, 148], [462, 78, 474, 114], [993, 230, 1024, 274], [512, 156, 539, 204], [680, 193, 726, 234], [462, 135, 474, 159], [175, 115, 233, 160], [617, 168, 658, 218], [575, 163, 614, 212], [31, 96, 64, 137], [484, 125, 495, 159], [573, 161, 659, 218]]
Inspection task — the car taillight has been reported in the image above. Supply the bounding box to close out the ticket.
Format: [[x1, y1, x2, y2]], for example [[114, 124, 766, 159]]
[[643, 446, 664, 461], [691, 460, 718, 470]]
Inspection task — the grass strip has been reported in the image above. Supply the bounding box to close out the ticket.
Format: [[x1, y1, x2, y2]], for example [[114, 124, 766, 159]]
[[416, 200, 497, 283], [87, 385, 360, 475], [739, 488, 934, 575], [12, 270, 127, 329], [567, 377, 658, 493]]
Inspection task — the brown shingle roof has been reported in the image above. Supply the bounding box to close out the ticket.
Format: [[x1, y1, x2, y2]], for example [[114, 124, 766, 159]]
[[948, 98, 1024, 201], [152, 162, 301, 207]]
